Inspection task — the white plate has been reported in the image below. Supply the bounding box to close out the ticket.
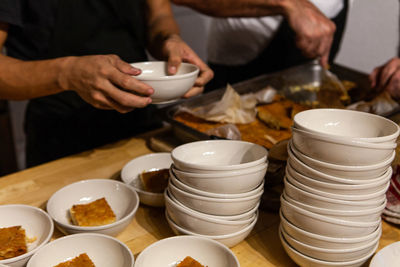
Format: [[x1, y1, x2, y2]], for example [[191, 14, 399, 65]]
[[370, 241, 400, 267]]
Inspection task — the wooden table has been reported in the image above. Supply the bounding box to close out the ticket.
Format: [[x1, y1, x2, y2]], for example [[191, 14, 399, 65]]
[[0, 127, 399, 266]]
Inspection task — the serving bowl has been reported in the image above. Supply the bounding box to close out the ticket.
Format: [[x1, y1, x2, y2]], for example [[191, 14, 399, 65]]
[[131, 61, 199, 104], [280, 211, 382, 250], [370, 241, 400, 267], [166, 210, 258, 248], [47, 179, 139, 236], [26, 233, 134, 267], [121, 152, 173, 207], [134, 235, 239, 267], [171, 140, 268, 172], [0, 205, 54, 267], [171, 162, 267, 194]]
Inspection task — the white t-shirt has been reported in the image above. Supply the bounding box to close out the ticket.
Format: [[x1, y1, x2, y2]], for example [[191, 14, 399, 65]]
[[207, 0, 346, 65]]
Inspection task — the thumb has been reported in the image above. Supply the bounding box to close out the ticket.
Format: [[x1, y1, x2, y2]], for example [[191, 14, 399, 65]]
[[116, 59, 141, 76], [167, 52, 182, 75]]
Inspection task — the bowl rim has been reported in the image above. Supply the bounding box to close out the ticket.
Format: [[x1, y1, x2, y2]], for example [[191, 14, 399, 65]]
[[131, 61, 199, 81], [293, 108, 400, 143], [135, 235, 240, 267], [0, 204, 55, 264], [46, 179, 139, 231], [26, 232, 134, 267], [171, 140, 268, 171]]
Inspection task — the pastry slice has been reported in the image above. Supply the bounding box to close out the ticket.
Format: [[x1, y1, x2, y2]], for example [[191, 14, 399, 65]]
[[54, 253, 95, 267], [140, 168, 170, 193], [257, 102, 293, 130], [177, 256, 205, 267], [70, 198, 116, 227], [0, 226, 27, 260]]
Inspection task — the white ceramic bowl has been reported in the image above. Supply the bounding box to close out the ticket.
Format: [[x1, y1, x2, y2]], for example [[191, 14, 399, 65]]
[[284, 177, 386, 211], [281, 225, 380, 262], [27, 233, 134, 267], [171, 140, 268, 172], [293, 108, 400, 143], [171, 162, 267, 194], [134, 235, 239, 267], [166, 210, 258, 248], [283, 192, 386, 222], [289, 141, 395, 179], [280, 195, 381, 238], [168, 179, 263, 216], [370, 241, 400, 267], [286, 163, 392, 195], [279, 227, 379, 267], [47, 179, 139, 236], [280, 211, 382, 250], [121, 153, 172, 207], [0, 205, 54, 267], [165, 190, 255, 235], [288, 149, 393, 184], [131, 61, 199, 104], [291, 127, 396, 166]]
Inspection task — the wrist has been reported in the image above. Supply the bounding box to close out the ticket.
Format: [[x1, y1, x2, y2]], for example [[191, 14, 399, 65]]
[[56, 56, 76, 92]]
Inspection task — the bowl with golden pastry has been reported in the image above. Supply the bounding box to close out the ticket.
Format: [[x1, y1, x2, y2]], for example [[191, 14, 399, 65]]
[[0, 204, 54, 267], [46, 179, 139, 236]]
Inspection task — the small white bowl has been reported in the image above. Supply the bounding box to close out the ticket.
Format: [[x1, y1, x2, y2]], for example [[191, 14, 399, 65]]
[[165, 190, 255, 235], [135, 235, 239, 267], [289, 141, 395, 179], [279, 227, 379, 267], [286, 163, 392, 195], [280, 195, 381, 238], [121, 153, 172, 207], [293, 108, 400, 143], [0, 205, 54, 267], [171, 162, 267, 194], [168, 179, 263, 216], [281, 225, 380, 262], [288, 149, 393, 184], [291, 127, 396, 166], [131, 61, 199, 104], [27, 233, 134, 267], [370, 241, 400, 267], [47, 179, 139, 236], [171, 140, 268, 172], [280, 211, 382, 250], [166, 210, 258, 248], [284, 177, 386, 211]]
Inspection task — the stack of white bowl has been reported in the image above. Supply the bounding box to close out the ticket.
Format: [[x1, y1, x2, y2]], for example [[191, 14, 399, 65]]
[[280, 109, 399, 267], [165, 140, 268, 247]]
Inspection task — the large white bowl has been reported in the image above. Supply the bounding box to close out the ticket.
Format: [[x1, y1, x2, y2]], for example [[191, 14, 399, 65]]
[[291, 127, 396, 166], [134, 235, 239, 267], [47, 179, 139, 236], [370, 241, 400, 267], [166, 210, 258, 248], [0, 205, 54, 267], [286, 163, 392, 195], [121, 153, 172, 207], [280, 211, 382, 250], [289, 141, 395, 179], [280, 195, 381, 238], [281, 225, 380, 262], [165, 190, 255, 235], [168, 178, 263, 216], [280, 227, 379, 267], [288, 149, 393, 184], [284, 177, 386, 211], [171, 140, 268, 172], [131, 61, 199, 104], [27, 233, 134, 267], [171, 162, 267, 194]]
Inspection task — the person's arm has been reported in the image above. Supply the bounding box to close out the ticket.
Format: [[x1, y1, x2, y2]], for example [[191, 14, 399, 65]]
[[370, 57, 400, 100], [145, 0, 213, 97], [172, 0, 336, 67], [0, 22, 154, 113]]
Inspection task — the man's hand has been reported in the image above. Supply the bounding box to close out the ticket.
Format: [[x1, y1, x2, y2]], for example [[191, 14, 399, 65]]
[[370, 57, 400, 100], [283, 0, 336, 68], [161, 34, 214, 98], [59, 55, 154, 113]]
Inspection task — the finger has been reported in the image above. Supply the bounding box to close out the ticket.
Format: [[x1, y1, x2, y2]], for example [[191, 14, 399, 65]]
[[318, 35, 333, 68], [385, 70, 400, 99], [296, 36, 319, 59], [378, 62, 400, 90], [183, 86, 203, 98], [167, 50, 182, 75], [369, 67, 381, 89], [114, 58, 141, 76], [102, 80, 152, 108], [108, 69, 154, 96]]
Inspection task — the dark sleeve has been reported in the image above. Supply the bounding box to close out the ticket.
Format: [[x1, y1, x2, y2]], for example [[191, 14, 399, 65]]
[[0, 0, 22, 26]]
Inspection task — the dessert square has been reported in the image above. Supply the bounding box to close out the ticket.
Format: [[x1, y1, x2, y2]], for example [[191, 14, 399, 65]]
[[0, 226, 27, 260], [54, 253, 95, 267], [70, 198, 116, 227]]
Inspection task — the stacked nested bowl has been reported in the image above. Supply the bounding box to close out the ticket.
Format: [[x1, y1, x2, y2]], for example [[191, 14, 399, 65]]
[[166, 140, 268, 247], [280, 109, 399, 267]]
